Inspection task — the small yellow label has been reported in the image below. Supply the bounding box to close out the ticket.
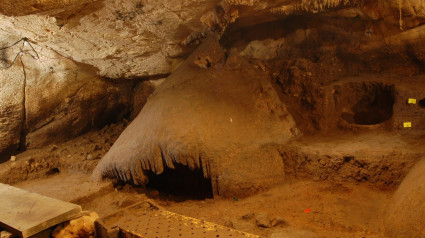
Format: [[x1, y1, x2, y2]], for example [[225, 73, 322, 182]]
[[408, 98, 417, 104], [403, 122, 412, 128]]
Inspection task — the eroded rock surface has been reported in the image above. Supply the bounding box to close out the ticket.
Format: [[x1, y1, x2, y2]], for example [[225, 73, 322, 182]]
[[0, 59, 25, 157], [93, 36, 297, 197], [52, 212, 99, 238], [1, 0, 425, 79], [0, 0, 97, 16], [0, 0, 220, 78], [0, 40, 134, 158], [384, 159, 425, 238]]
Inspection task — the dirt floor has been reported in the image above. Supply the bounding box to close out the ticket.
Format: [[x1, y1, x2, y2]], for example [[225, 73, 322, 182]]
[[2, 119, 424, 238], [14, 172, 391, 238]]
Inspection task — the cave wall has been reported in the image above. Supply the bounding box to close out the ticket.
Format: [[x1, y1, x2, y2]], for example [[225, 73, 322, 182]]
[[1, 0, 425, 156], [2, 0, 425, 79], [0, 0, 221, 78], [0, 42, 137, 160]]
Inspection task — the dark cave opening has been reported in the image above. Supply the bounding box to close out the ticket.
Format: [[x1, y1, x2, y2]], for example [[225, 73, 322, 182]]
[[146, 164, 213, 200]]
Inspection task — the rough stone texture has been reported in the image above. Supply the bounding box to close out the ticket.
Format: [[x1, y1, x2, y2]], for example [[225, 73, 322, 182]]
[[52, 212, 99, 238], [268, 0, 425, 28], [241, 39, 286, 61], [93, 36, 297, 197], [0, 57, 25, 156], [0, 38, 134, 156], [0, 0, 220, 78], [1, 0, 424, 80], [0, 0, 97, 16], [255, 212, 272, 228], [130, 81, 155, 120], [384, 159, 425, 238]]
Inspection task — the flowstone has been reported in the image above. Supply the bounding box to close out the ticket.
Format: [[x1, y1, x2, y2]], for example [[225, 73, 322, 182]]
[[93, 36, 297, 197]]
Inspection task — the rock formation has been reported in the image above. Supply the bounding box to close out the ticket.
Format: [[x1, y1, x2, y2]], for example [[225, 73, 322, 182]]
[[52, 212, 99, 238], [92, 36, 297, 197], [0, 41, 134, 159], [384, 159, 425, 237]]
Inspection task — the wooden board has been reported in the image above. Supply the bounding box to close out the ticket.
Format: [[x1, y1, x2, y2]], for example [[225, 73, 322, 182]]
[[0, 183, 81, 237]]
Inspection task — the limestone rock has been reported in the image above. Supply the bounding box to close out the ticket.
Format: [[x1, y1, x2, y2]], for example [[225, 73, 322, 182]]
[[0, 0, 220, 78], [240, 39, 286, 61], [384, 159, 425, 237], [0, 0, 425, 81], [0, 41, 134, 154], [0, 52, 26, 155], [255, 212, 287, 228], [0, 0, 97, 16], [255, 212, 272, 228], [86, 154, 93, 160], [92, 36, 296, 197], [52, 212, 99, 238]]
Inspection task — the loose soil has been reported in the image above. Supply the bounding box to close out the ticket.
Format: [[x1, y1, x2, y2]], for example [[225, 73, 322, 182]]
[[1, 119, 424, 237], [13, 172, 392, 238]]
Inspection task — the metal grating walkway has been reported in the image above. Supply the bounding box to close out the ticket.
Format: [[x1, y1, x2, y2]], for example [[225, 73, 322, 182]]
[[97, 201, 260, 238]]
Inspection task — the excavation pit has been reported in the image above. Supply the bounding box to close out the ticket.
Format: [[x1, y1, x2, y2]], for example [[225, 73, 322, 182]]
[[337, 82, 395, 126], [350, 84, 395, 125]]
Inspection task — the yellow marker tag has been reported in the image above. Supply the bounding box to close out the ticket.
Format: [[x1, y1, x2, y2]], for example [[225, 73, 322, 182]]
[[403, 122, 412, 128], [408, 98, 417, 104]]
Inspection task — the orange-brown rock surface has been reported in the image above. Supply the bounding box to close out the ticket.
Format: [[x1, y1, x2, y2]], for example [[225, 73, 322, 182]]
[[92, 36, 297, 197]]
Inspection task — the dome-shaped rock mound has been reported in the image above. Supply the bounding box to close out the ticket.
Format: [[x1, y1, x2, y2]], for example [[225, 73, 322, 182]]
[[384, 159, 425, 237], [92, 35, 297, 197]]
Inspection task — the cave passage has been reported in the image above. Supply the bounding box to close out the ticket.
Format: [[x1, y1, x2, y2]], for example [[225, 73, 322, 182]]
[[146, 164, 213, 200]]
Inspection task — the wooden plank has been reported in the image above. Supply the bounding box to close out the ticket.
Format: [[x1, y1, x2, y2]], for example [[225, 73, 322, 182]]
[[0, 183, 81, 237]]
